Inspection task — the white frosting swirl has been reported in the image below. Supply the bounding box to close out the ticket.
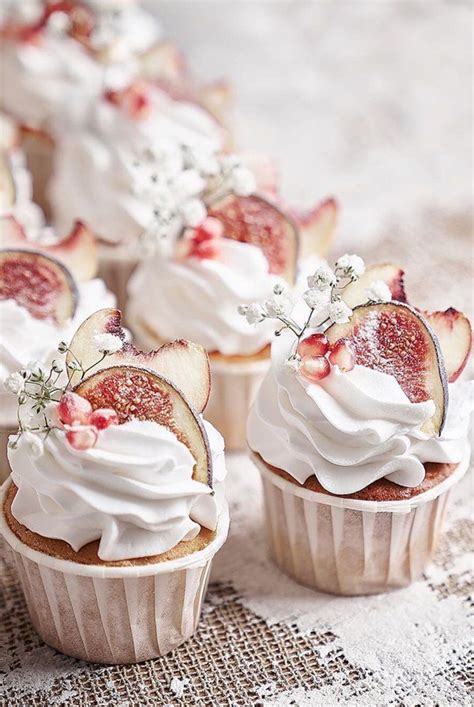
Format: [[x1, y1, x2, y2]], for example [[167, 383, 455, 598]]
[[0, 279, 116, 426], [247, 331, 472, 495], [8, 418, 226, 561], [0, 3, 162, 134], [49, 90, 225, 244], [128, 239, 278, 356]]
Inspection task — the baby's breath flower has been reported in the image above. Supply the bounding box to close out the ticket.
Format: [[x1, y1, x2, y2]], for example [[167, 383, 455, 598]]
[[180, 198, 207, 227], [329, 300, 353, 324], [265, 294, 293, 318], [365, 280, 392, 303], [302, 288, 330, 310], [51, 360, 64, 374], [93, 333, 123, 355], [307, 265, 336, 290], [237, 304, 249, 315], [26, 361, 45, 377], [4, 372, 25, 395], [273, 282, 285, 296], [58, 341, 68, 354], [67, 360, 81, 371], [22, 431, 44, 460], [244, 303, 266, 325], [231, 165, 256, 196], [335, 254, 365, 279]]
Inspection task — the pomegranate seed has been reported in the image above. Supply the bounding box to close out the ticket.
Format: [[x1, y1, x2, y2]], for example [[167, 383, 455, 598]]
[[90, 408, 119, 430], [191, 240, 221, 260], [329, 340, 355, 372], [193, 217, 223, 244], [66, 426, 98, 451], [297, 333, 330, 358], [58, 392, 92, 426], [300, 355, 331, 382]]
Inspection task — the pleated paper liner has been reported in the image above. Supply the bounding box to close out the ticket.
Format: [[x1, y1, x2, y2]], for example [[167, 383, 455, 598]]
[[0, 426, 15, 484], [97, 243, 140, 315], [0, 483, 230, 664], [252, 452, 469, 596], [129, 317, 271, 451]]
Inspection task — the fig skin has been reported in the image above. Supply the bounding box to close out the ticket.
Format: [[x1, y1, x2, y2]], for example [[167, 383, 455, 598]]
[[75, 364, 213, 487], [0, 247, 78, 325]]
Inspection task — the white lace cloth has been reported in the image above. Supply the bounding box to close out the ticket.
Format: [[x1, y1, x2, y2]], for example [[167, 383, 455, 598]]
[[0, 3, 472, 704]]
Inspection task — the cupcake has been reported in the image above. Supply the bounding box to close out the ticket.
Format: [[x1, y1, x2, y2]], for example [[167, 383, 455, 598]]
[[0, 0, 168, 213], [0, 308, 228, 663], [246, 255, 473, 595], [125, 155, 337, 449], [0, 225, 115, 481], [48, 80, 228, 308]]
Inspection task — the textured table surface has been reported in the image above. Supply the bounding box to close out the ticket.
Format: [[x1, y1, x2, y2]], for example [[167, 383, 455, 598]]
[[1, 3, 472, 705]]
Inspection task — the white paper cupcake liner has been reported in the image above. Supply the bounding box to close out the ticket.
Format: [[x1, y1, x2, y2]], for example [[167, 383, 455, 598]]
[[205, 358, 270, 451], [0, 483, 229, 664], [253, 453, 469, 596], [129, 318, 271, 451], [0, 425, 15, 484], [98, 245, 140, 314], [22, 130, 54, 219]]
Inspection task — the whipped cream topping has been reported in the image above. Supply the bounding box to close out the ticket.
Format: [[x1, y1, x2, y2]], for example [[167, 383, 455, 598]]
[[247, 331, 472, 495], [0, 279, 115, 426], [49, 89, 225, 244], [128, 239, 279, 356], [0, 2, 162, 134], [9, 418, 226, 561]]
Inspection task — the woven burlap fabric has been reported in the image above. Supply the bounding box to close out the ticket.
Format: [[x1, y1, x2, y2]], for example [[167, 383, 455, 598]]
[[0, 465, 472, 707]]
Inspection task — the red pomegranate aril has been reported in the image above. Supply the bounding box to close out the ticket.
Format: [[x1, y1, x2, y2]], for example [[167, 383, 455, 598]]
[[297, 333, 330, 358], [300, 355, 331, 382], [191, 240, 221, 260], [90, 408, 119, 430], [329, 340, 355, 372], [58, 392, 92, 426], [66, 426, 98, 451]]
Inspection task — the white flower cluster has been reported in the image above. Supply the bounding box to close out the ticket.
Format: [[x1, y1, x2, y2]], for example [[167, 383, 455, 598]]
[[133, 141, 256, 254], [365, 279, 393, 303], [4, 337, 122, 454], [238, 283, 293, 326]]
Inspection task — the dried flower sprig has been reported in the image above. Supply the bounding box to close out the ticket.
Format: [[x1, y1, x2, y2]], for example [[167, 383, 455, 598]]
[[131, 141, 256, 255], [239, 254, 392, 381], [4, 333, 123, 456]]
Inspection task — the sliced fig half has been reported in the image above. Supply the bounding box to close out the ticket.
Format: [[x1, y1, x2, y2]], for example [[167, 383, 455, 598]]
[[208, 194, 299, 284], [326, 302, 448, 435], [75, 366, 211, 486], [0, 155, 16, 211], [0, 216, 97, 282], [0, 248, 78, 325], [343, 263, 407, 308], [291, 197, 338, 258], [67, 308, 211, 412], [425, 308, 472, 383]]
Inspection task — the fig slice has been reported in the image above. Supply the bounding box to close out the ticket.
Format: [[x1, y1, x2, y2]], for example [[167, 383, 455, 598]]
[[0, 248, 78, 325], [325, 302, 448, 435], [75, 365, 211, 486], [208, 194, 299, 284], [0, 216, 97, 282], [425, 308, 472, 383], [343, 263, 407, 308], [67, 308, 211, 412], [291, 197, 338, 258]]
